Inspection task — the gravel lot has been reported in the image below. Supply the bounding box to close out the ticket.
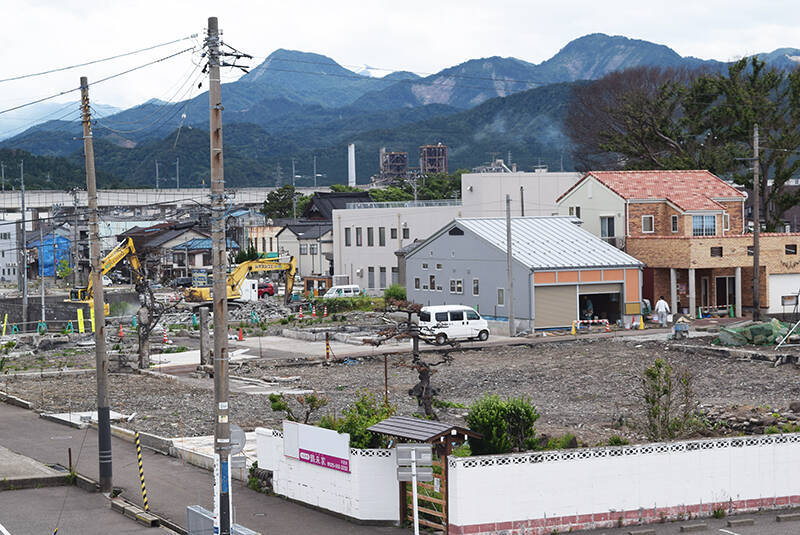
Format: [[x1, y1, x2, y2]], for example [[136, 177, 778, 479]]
[[4, 336, 800, 444]]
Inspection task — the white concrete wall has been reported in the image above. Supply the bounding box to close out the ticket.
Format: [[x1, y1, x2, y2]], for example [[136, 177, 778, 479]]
[[556, 175, 626, 239], [256, 428, 399, 522], [448, 434, 800, 534], [333, 205, 462, 293], [0, 216, 19, 283], [768, 273, 800, 314], [461, 172, 580, 218]]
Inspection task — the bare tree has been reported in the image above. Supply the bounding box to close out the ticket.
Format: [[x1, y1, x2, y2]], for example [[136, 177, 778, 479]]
[[366, 300, 455, 419], [131, 261, 182, 369]]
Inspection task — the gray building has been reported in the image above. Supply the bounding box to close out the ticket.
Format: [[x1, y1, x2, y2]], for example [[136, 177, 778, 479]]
[[405, 217, 644, 331]]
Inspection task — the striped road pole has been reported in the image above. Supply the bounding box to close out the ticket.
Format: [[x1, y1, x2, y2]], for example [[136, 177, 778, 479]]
[[134, 431, 149, 511]]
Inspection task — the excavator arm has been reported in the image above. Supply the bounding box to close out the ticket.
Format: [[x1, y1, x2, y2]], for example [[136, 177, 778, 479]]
[[68, 237, 143, 303], [185, 256, 297, 304]]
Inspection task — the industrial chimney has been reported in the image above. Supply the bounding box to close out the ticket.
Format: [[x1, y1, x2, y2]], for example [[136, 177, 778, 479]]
[[348, 143, 356, 187]]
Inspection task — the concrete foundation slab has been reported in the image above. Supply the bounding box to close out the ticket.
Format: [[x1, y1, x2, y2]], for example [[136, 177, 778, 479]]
[[41, 410, 126, 429]]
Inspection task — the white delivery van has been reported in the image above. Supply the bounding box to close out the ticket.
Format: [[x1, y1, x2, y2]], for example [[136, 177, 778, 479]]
[[323, 284, 362, 299], [418, 305, 489, 345]]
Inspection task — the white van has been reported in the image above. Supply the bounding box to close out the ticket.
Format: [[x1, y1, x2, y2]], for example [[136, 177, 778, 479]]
[[323, 284, 362, 299], [418, 305, 489, 345]]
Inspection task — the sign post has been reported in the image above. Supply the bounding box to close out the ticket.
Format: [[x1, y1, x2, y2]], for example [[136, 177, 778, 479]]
[[396, 443, 433, 535]]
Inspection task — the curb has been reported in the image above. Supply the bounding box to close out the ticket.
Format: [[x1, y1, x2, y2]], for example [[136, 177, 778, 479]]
[[0, 390, 33, 410], [0, 474, 69, 490]]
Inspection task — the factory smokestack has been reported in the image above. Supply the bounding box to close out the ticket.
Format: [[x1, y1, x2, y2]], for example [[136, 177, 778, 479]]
[[348, 143, 356, 187]]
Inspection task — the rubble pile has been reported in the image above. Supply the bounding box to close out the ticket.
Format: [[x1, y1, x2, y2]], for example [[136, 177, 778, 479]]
[[229, 299, 291, 322], [715, 318, 791, 347], [702, 403, 800, 435]]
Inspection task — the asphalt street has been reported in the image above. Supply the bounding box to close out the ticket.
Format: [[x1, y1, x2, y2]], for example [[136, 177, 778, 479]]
[[0, 486, 172, 535]]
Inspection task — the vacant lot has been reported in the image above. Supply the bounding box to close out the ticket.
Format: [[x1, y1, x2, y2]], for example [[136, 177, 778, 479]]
[[3, 337, 800, 443]]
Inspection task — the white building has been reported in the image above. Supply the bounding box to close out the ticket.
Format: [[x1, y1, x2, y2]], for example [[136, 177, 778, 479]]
[[332, 201, 462, 294], [276, 223, 333, 279], [0, 215, 20, 284], [460, 169, 581, 218]]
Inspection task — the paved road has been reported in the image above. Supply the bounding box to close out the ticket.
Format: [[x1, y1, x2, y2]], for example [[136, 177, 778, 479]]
[[0, 403, 401, 535], [0, 486, 172, 535]]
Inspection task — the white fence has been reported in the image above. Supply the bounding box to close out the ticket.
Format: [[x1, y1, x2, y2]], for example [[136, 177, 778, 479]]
[[448, 433, 800, 535], [255, 428, 399, 522]]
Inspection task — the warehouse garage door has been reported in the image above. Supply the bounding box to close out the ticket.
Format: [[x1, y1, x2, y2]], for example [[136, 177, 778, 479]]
[[534, 285, 576, 328], [578, 283, 623, 324], [768, 274, 800, 314]]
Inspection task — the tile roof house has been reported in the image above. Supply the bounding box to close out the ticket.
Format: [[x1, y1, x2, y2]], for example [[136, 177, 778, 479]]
[[302, 192, 372, 221], [557, 170, 800, 318]]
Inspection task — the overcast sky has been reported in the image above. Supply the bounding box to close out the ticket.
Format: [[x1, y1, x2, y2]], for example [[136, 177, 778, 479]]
[[1, 0, 798, 137]]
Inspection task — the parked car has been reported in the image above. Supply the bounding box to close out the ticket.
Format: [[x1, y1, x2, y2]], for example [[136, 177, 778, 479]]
[[418, 305, 489, 345], [322, 284, 362, 299], [102, 275, 112, 286], [258, 282, 275, 298]]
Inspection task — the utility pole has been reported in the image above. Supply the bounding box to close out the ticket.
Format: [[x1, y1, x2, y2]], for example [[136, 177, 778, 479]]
[[81, 75, 112, 494], [505, 194, 515, 337], [175, 157, 180, 189], [19, 161, 27, 331], [752, 123, 761, 322], [155, 160, 160, 190], [71, 189, 79, 286], [39, 224, 46, 325], [519, 186, 525, 217], [291, 158, 297, 220], [207, 17, 232, 535]]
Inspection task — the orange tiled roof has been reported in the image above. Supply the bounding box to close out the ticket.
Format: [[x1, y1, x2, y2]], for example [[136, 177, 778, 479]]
[[558, 170, 746, 212]]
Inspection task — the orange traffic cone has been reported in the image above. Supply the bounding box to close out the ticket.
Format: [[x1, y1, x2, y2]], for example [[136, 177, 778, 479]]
[[238, 327, 243, 341], [298, 307, 303, 320], [312, 304, 317, 318], [119, 324, 124, 338], [604, 321, 610, 333], [162, 326, 169, 344], [323, 305, 328, 318]]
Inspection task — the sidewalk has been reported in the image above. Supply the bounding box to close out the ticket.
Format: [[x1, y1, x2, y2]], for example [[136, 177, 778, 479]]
[[0, 403, 402, 535]]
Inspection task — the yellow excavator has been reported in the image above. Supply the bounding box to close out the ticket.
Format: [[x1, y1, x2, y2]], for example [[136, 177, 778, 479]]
[[185, 256, 297, 305], [66, 237, 143, 313]]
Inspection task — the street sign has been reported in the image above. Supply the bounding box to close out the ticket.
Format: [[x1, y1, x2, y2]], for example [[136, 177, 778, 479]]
[[396, 443, 433, 466], [397, 466, 434, 482], [230, 424, 246, 455], [230, 455, 246, 469]]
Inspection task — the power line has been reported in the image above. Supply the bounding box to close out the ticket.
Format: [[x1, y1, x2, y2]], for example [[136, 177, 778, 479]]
[[0, 34, 198, 83], [0, 47, 195, 117]]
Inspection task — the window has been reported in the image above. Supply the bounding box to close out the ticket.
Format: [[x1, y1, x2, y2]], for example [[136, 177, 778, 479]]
[[473, 278, 480, 296], [378, 227, 386, 246], [747, 245, 754, 256], [356, 227, 363, 246], [600, 216, 615, 238], [414, 277, 420, 289], [368, 266, 375, 289], [435, 312, 448, 322], [641, 215, 654, 233], [671, 215, 678, 233], [429, 275, 436, 290], [449, 311, 464, 321], [436, 263, 442, 270], [787, 244, 797, 255], [379, 267, 387, 289], [367, 227, 374, 246], [723, 213, 730, 231], [422, 263, 429, 269], [390, 228, 397, 239], [568, 206, 581, 219], [269, 237, 273, 251], [391, 267, 398, 285], [449, 279, 463, 294], [310, 244, 318, 255], [692, 215, 716, 236], [299, 243, 308, 255], [466, 310, 480, 320], [497, 288, 505, 306], [402, 228, 409, 239], [710, 246, 723, 257], [345, 228, 351, 247], [262, 237, 266, 251], [448, 226, 464, 236]]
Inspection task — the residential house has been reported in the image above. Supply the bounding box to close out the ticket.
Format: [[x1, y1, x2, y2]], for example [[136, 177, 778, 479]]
[[556, 170, 800, 316], [275, 223, 333, 279], [170, 237, 240, 278], [247, 218, 290, 256], [303, 191, 372, 221], [121, 221, 211, 281], [332, 201, 462, 294], [226, 208, 266, 253], [405, 217, 643, 331]]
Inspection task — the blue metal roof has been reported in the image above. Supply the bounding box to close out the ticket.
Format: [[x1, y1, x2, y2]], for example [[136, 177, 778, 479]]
[[171, 237, 239, 251]]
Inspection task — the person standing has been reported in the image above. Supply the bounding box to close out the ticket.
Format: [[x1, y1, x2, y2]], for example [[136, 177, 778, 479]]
[[654, 295, 670, 328]]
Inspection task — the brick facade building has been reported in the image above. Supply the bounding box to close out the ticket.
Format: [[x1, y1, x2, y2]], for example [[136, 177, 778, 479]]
[[557, 170, 800, 317]]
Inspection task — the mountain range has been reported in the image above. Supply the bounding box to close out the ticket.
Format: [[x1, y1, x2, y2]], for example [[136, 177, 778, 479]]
[[3, 33, 799, 188]]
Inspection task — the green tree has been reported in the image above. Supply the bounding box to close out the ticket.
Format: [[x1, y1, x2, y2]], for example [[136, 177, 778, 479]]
[[55, 259, 73, 279], [319, 391, 396, 449], [567, 59, 800, 230], [465, 395, 540, 455], [261, 185, 308, 219], [235, 245, 260, 264]]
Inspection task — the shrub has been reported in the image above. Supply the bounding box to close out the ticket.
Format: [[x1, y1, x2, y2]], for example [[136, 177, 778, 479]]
[[319, 391, 396, 449], [641, 358, 698, 440], [383, 284, 406, 302], [607, 435, 630, 446], [269, 393, 328, 424], [546, 433, 578, 450], [764, 425, 780, 435], [466, 395, 539, 455]]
